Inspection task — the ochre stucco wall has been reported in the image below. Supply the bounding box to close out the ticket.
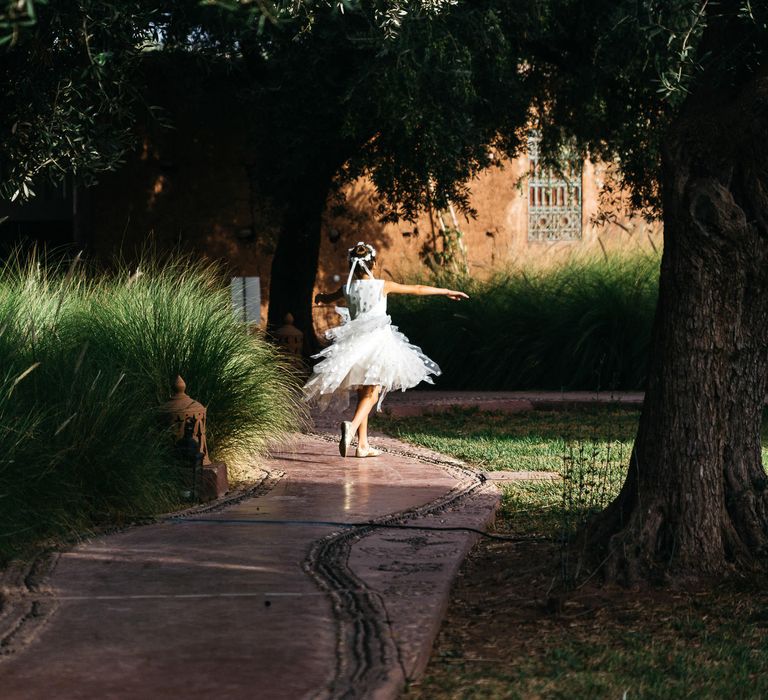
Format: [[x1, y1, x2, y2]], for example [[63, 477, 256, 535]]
[[86, 61, 280, 326], [84, 73, 661, 338], [313, 157, 662, 333]]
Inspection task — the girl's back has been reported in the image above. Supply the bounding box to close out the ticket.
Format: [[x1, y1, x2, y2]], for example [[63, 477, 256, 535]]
[[344, 278, 386, 320]]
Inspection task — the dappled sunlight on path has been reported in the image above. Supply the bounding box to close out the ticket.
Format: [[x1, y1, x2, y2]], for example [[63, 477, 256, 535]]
[[0, 434, 498, 700]]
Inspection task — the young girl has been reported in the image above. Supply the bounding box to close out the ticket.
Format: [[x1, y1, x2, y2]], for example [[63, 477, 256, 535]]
[[304, 241, 468, 458]]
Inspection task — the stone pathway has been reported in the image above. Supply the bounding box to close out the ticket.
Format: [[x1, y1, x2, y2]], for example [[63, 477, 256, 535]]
[[0, 432, 498, 700]]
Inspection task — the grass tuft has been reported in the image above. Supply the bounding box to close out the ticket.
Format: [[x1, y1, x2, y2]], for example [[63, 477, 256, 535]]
[[0, 250, 303, 563], [390, 252, 660, 391]]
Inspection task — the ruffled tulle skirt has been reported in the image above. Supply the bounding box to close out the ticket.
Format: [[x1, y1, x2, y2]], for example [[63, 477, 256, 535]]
[[303, 308, 440, 411]]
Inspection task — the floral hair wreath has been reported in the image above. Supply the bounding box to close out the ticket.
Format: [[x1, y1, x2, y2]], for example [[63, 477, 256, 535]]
[[348, 241, 377, 265], [345, 241, 377, 292]]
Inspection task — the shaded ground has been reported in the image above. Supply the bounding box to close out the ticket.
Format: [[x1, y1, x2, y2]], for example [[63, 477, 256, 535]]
[[405, 537, 768, 699], [372, 407, 768, 699]]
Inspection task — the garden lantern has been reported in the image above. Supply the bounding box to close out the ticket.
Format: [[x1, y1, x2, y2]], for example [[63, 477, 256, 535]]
[[275, 313, 303, 356], [162, 376, 211, 465], [161, 376, 228, 501], [175, 417, 204, 501]]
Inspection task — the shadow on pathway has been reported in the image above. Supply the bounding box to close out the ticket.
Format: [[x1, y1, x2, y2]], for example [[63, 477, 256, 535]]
[[0, 433, 498, 700]]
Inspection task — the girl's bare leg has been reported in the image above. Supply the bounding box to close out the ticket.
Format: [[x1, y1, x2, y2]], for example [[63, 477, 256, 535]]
[[351, 385, 380, 448]]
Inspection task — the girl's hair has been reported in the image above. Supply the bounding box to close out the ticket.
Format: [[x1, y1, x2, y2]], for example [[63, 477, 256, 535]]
[[348, 241, 377, 279]]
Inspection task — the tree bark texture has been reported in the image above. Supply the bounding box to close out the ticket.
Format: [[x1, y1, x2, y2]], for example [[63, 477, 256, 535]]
[[267, 174, 334, 354], [590, 73, 768, 582]]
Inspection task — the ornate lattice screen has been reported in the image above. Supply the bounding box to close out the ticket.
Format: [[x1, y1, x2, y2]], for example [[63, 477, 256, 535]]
[[527, 133, 583, 241]]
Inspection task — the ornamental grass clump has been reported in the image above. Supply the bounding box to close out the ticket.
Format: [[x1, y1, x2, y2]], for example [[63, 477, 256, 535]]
[[0, 252, 303, 563], [77, 255, 303, 461], [389, 251, 659, 391]]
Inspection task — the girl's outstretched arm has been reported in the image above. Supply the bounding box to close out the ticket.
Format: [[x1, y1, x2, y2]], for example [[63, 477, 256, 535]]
[[314, 286, 345, 304], [383, 281, 469, 301]]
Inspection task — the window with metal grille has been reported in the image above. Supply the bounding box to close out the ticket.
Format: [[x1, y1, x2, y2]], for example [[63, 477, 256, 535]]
[[527, 133, 582, 242]]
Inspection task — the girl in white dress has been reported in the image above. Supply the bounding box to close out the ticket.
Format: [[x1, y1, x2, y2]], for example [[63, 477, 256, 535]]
[[304, 241, 468, 458]]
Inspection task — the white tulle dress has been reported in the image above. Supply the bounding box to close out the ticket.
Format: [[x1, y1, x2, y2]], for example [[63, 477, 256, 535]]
[[303, 278, 440, 411]]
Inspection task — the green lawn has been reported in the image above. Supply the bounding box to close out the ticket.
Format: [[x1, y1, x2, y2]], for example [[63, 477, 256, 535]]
[[375, 406, 636, 538], [407, 592, 768, 700], [374, 406, 768, 536], [374, 404, 768, 475], [372, 407, 768, 700]]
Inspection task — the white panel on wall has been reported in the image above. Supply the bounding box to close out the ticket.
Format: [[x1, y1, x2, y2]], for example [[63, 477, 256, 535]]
[[230, 276, 261, 325]]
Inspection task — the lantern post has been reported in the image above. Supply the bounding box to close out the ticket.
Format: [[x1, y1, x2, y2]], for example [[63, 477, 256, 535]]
[[161, 376, 228, 501]]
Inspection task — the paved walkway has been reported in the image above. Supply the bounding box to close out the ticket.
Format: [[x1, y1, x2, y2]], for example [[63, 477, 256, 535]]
[[0, 433, 498, 700], [382, 389, 644, 416]]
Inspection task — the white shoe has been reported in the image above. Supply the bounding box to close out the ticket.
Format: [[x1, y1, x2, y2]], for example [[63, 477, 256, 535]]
[[355, 445, 382, 458], [339, 421, 354, 457]]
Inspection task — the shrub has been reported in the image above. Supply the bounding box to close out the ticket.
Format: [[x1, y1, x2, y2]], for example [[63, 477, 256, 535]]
[[0, 252, 303, 563], [389, 252, 660, 391]]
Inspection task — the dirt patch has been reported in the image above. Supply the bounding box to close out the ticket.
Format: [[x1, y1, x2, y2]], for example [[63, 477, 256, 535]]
[[404, 532, 768, 699]]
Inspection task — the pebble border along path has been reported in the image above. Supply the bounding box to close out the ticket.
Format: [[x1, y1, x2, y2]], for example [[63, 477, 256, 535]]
[[0, 433, 499, 700]]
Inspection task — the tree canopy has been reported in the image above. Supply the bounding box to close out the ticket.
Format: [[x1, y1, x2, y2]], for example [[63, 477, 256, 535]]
[[1, 1, 152, 201], [4, 0, 768, 582], [238, 2, 537, 219], [525, 1, 768, 213], [5, 1, 767, 215], [2, 0, 490, 207]]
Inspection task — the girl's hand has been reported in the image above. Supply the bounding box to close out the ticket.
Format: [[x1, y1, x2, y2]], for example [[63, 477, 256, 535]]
[[446, 290, 469, 301], [315, 287, 344, 305]]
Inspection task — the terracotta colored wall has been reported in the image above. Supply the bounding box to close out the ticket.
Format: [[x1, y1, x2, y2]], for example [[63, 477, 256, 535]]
[[83, 71, 661, 337], [313, 157, 662, 333]]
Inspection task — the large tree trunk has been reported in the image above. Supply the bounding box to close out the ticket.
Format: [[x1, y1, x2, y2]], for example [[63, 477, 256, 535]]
[[267, 174, 334, 354], [589, 73, 768, 583]]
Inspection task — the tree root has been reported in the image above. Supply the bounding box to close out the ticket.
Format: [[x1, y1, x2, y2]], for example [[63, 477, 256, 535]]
[[576, 488, 768, 588]]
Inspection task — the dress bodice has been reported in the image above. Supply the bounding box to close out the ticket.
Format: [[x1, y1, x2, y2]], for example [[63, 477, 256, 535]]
[[344, 279, 387, 320]]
